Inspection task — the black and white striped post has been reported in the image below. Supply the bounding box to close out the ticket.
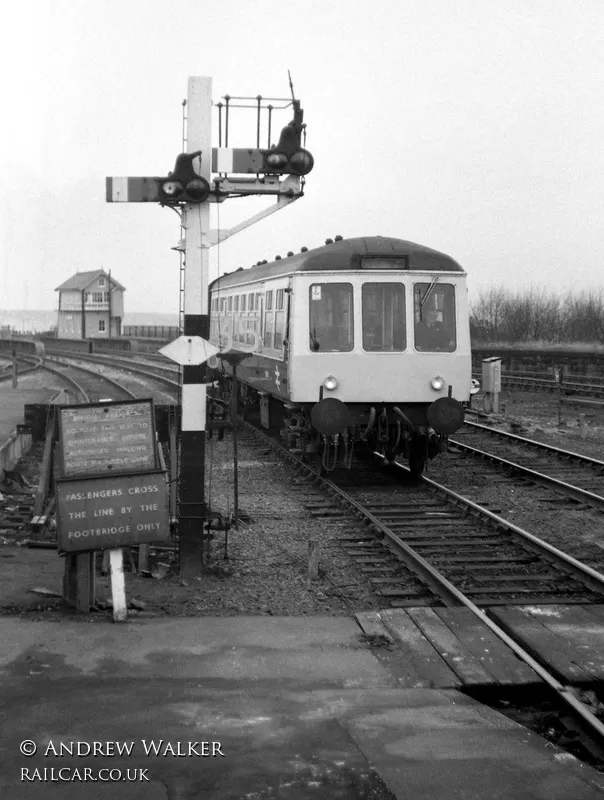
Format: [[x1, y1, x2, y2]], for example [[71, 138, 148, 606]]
[[107, 76, 312, 577], [178, 77, 212, 576]]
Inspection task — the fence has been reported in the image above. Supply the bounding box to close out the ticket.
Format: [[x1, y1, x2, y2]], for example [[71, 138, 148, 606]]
[[0, 426, 33, 475], [122, 326, 179, 339]]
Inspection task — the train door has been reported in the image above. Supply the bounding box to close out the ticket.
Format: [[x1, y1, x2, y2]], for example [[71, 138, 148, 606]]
[[284, 279, 293, 358]]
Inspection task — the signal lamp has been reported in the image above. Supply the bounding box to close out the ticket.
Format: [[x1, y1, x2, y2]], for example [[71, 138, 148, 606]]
[[158, 151, 211, 204], [288, 149, 314, 176], [160, 180, 184, 200], [184, 178, 211, 202], [265, 152, 289, 171]]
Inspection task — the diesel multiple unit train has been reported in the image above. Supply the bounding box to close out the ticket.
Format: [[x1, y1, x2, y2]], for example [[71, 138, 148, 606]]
[[208, 235, 473, 474]]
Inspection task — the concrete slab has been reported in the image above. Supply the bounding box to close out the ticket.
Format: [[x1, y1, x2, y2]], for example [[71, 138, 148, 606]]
[[1, 617, 604, 799], [0, 617, 396, 685], [345, 695, 604, 800]]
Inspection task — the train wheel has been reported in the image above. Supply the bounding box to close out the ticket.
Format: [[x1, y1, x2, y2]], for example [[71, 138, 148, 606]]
[[409, 437, 427, 476]]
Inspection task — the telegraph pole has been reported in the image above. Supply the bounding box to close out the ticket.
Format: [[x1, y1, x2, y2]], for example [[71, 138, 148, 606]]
[[178, 78, 212, 575], [107, 75, 313, 577]]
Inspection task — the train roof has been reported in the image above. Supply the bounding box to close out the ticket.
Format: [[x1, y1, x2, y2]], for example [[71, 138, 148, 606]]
[[210, 236, 465, 290]]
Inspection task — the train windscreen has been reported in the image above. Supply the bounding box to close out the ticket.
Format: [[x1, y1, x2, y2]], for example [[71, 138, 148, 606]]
[[309, 283, 354, 352], [414, 283, 456, 352], [362, 283, 406, 351]]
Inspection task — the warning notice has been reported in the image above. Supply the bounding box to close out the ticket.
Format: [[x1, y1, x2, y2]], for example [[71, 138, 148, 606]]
[[59, 401, 156, 478], [56, 472, 170, 552]]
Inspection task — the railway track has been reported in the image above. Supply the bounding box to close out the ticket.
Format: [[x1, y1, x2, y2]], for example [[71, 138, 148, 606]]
[[0, 356, 42, 382], [45, 351, 180, 398], [449, 420, 604, 511], [9, 353, 175, 403], [42, 356, 139, 402], [473, 370, 604, 399], [237, 418, 604, 757], [46, 349, 179, 382], [239, 421, 604, 609]]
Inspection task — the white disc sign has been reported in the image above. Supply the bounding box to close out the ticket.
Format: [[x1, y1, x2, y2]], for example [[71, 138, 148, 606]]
[[159, 335, 221, 366]]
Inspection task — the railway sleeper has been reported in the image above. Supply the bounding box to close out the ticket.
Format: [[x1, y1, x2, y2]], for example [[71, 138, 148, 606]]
[[409, 538, 511, 548], [468, 573, 581, 583], [465, 586, 596, 595]]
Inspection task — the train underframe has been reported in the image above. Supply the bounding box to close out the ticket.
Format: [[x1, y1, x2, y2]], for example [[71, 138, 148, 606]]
[[212, 376, 463, 476], [279, 400, 448, 475]]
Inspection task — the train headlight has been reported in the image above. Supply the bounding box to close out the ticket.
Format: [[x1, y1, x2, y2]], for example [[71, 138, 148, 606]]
[[430, 376, 445, 391], [470, 378, 480, 395], [323, 375, 338, 391]]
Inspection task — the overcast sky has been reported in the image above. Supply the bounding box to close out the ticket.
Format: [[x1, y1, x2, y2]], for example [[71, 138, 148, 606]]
[[2, 0, 603, 313]]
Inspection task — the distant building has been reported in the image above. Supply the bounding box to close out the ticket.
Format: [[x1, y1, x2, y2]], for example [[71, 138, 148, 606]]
[[55, 270, 125, 339]]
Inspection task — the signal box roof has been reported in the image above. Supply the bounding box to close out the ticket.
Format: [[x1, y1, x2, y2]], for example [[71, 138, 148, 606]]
[[211, 236, 464, 290], [55, 270, 125, 292]]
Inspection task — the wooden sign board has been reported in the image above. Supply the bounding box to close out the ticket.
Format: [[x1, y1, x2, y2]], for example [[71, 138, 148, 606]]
[[56, 471, 170, 553], [59, 400, 157, 479]]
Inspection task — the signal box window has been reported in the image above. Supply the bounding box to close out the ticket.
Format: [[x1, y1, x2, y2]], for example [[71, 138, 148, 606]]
[[98, 320, 106, 333], [309, 283, 354, 352], [362, 283, 406, 351], [414, 283, 456, 352]]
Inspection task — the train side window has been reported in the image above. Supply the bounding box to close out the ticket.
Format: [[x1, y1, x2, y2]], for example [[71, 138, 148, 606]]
[[309, 283, 354, 352], [274, 290, 285, 350], [413, 283, 456, 352], [228, 296, 233, 312], [266, 290, 273, 310], [255, 293, 262, 311], [240, 295, 246, 312], [362, 283, 406, 352], [234, 296, 239, 312], [264, 308, 273, 349]]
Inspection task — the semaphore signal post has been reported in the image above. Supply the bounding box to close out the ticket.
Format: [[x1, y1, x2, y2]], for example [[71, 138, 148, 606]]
[[106, 76, 313, 576]]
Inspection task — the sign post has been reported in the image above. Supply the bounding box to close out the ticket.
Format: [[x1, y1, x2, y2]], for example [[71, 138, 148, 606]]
[[554, 365, 565, 426], [11, 349, 17, 388], [107, 75, 312, 577], [56, 399, 170, 616], [177, 77, 213, 577], [109, 549, 127, 622]]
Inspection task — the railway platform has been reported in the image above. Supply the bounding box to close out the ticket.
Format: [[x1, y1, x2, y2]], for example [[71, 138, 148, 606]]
[[1, 615, 604, 799]]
